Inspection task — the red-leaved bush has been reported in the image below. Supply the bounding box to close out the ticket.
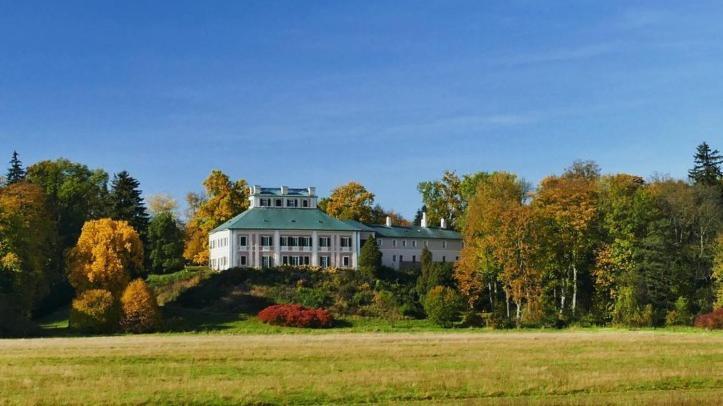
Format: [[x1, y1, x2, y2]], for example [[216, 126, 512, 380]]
[[694, 308, 723, 329], [258, 304, 334, 328]]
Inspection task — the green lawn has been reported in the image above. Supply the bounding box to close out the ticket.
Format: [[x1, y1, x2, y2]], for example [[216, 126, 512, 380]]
[[1, 330, 722, 404]]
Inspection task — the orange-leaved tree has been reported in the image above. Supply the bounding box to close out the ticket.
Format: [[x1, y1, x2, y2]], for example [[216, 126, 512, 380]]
[[455, 172, 531, 318], [533, 164, 598, 317], [183, 170, 249, 265], [120, 279, 161, 333], [319, 181, 375, 223]]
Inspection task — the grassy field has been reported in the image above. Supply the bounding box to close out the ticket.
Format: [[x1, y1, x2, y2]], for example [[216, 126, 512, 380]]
[[1, 330, 722, 404]]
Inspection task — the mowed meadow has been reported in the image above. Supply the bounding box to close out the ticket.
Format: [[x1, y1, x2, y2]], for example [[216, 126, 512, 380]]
[[1, 331, 722, 405]]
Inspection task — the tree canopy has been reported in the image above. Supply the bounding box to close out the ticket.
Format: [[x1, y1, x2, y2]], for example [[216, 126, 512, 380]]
[[320, 181, 375, 223], [183, 170, 249, 264]]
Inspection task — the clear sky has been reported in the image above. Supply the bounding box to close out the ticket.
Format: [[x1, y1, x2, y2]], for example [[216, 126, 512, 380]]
[[2, 1, 722, 218]]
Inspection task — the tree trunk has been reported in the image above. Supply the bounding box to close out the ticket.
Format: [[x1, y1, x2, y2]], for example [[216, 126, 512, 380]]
[[504, 288, 510, 318], [488, 282, 494, 311], [572, 264, 578, 316]]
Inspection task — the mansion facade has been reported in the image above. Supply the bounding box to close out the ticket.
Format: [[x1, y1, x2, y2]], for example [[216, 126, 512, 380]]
[[208, 185, 462, 271]]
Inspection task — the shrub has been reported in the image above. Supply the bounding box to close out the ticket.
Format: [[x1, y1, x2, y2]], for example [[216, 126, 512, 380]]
[[416, 262, 455, 297], [258, 304, 333, 328], [694, 308, 723, 329], [367, 290, 402, 322], [121, 279, 162, 333], [423, 285, 464, 328], [294, 286, 331, 308], [70, 289, 118, 334], [666, 297, 692, 326]]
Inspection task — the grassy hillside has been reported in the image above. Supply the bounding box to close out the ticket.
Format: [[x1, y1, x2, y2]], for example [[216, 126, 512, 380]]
[[1, 331, 722, 404]]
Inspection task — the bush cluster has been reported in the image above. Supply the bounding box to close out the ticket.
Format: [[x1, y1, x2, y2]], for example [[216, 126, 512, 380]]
[[120, 279, 162, 333], [694, 308, 723, 329], [70, 289, 119, 334], [258, 304, 333, 328], [423, 285, 464, 328]]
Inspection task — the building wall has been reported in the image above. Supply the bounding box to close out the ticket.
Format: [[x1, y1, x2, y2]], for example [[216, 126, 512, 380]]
[[377, 238, 462, 269], [209, 229, 360, 271]]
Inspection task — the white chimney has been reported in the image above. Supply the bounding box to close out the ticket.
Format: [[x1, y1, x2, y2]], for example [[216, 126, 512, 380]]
[[281, 185, 288, 194], [385, 216, 392, 227], [421, 212, 428, 228], [440, 218, 447, 229], [308, 186, 316, 196]]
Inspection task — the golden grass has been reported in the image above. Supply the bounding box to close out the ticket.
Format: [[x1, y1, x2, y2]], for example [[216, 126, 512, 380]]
[[1, 330, 722, 404]]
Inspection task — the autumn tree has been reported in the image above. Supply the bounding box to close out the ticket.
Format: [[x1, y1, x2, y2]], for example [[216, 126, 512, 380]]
[[183, 170, 249, 264], [592, 174, 649, 322], [68, 218, 143, 296], [320, 181, 375, 223], [109, 171, 149, 243], [417, 171, 463, 230], [369, 204, 410, 226], [454, 172, 529, 317], [120, 279, 161, 333], [418, 171, 492, 230], [533, 164, 599, 317], [0, 182, 58, 335], [147, 193, 178, 217]]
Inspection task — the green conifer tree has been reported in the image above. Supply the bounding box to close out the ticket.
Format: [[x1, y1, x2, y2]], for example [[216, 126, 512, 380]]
[[6, 151, 25, 185], [689, 142, 723, 186]]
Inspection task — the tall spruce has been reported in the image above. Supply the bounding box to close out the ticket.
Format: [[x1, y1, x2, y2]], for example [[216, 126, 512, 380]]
[[688, 142, 723, 186], [109, 171, 149, 240], [6, 151, 25, 185]]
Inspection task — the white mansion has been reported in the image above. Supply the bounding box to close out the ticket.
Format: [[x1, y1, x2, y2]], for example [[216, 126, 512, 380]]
[[208, 185, 462, 271]]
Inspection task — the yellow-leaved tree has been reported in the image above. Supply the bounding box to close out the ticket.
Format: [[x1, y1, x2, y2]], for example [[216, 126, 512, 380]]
[[120, 279, 161, 333], [183, 170, 249, 265], [319, 181, 375, 223], [68, 218, 144, 296]]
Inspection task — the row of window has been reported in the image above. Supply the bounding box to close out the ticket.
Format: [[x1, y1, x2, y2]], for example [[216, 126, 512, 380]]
[[259, 198, 310, 208], [210, 237, 229, 249], [237, 235, 352, 248], [379, 239, 448, 249], [250, 255, 348, 268], [391, 254, 457, 263]]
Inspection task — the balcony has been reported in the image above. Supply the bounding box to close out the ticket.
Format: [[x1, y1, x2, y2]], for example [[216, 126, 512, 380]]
[[280, 246, 312, 252]]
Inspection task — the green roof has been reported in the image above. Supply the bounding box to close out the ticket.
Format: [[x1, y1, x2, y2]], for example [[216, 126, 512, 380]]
[[212, 208, 361, 232], [365, 224, 461, 240], [213, 208, 461, 240], [343, 220, 461, 240]]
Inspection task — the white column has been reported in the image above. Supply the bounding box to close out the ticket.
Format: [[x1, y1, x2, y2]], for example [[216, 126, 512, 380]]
[[351, 232, 358, 270], [311, 230, 319, 266], [333, 234, 339, 267], [273, 230, 280, 266], [254, 232, 260, 269]]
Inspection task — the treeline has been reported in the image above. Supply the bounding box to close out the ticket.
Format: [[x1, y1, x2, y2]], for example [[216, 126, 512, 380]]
[[2, 141, 722, 334], [426, 143, 723, 327]]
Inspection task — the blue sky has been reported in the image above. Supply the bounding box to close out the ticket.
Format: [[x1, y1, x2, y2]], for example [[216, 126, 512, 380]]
[[2, 1, 723, 218]]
